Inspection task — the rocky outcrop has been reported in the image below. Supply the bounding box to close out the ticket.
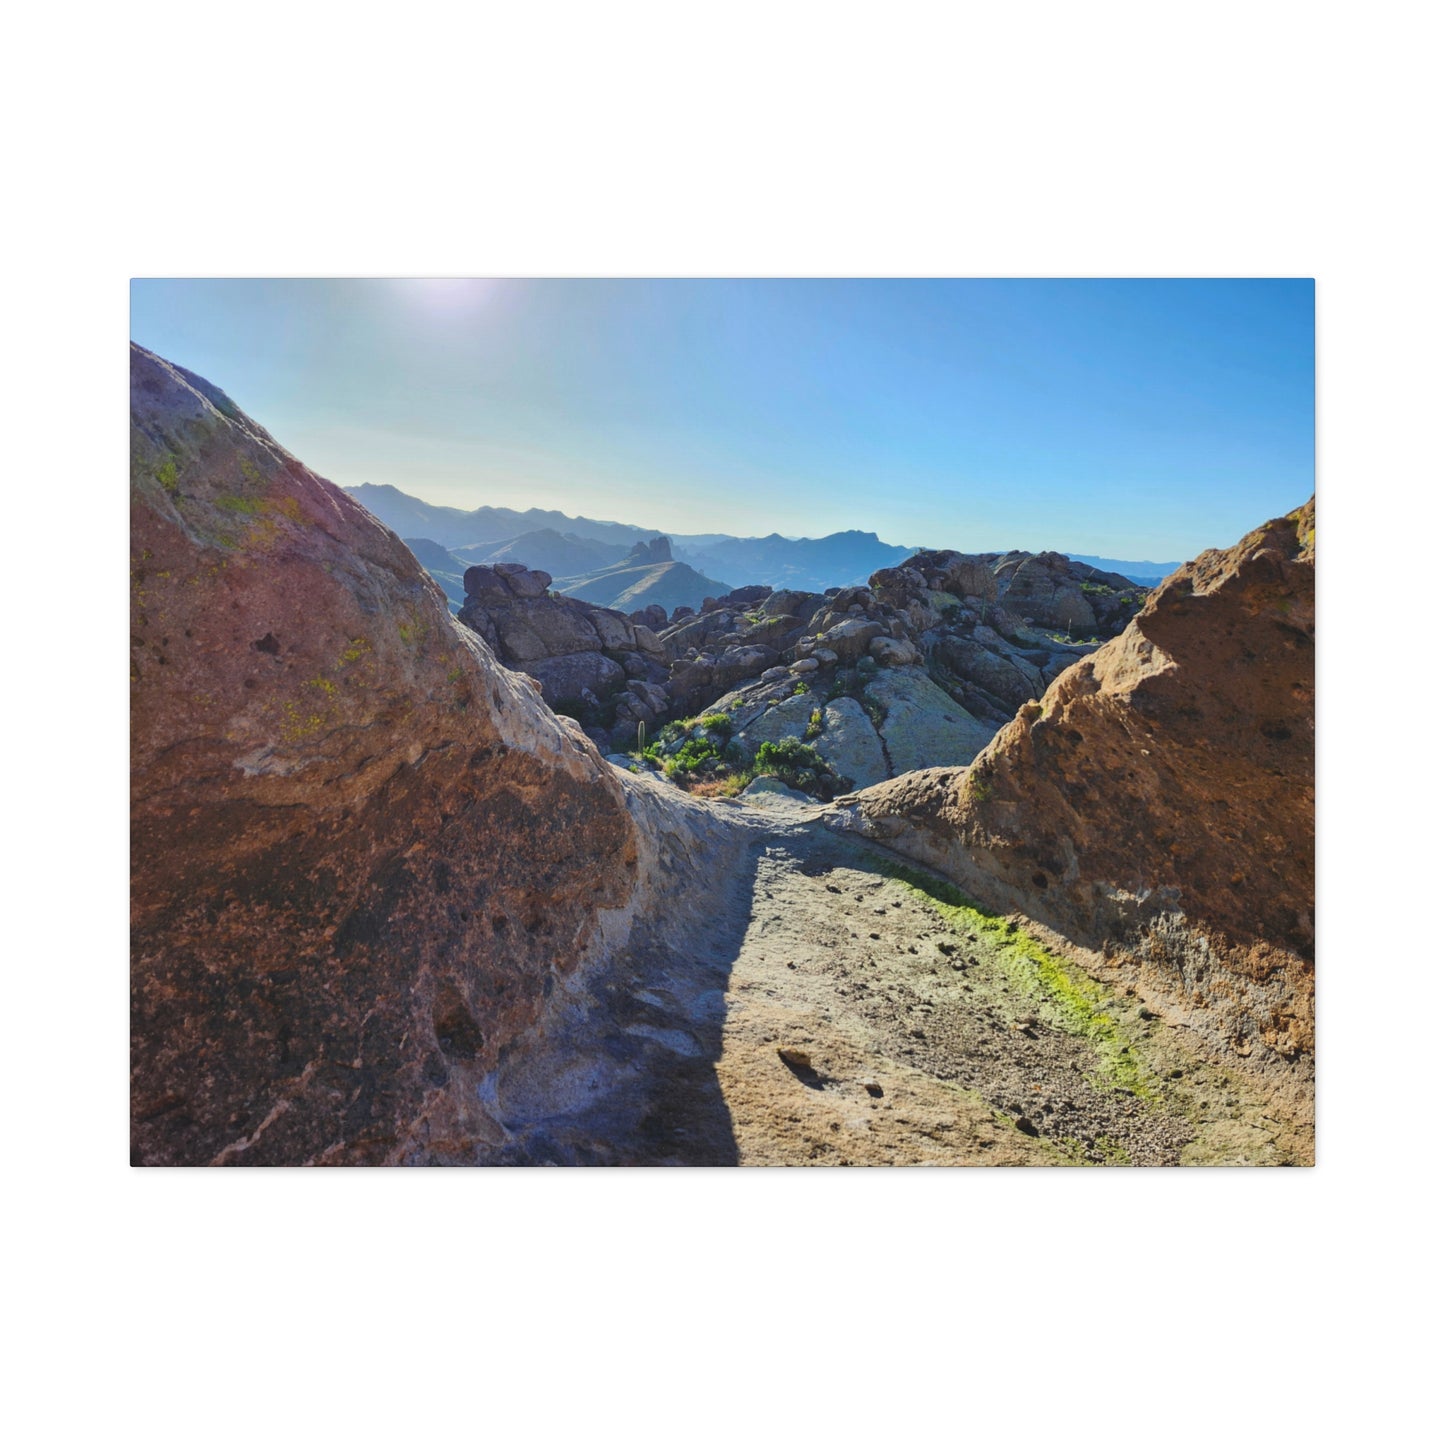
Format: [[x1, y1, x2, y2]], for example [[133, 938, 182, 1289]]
[[461, 540, 1146, 754], [867, 547, 1141, 726], [406, 478, 1158, 801], [455, 562, 669, 747], [989, 550, 1098, 632], [634, 547, 1145, 789], [627, 535, 673, 565], [130, 345, 666, 1166], [829, 502, 1316, 1086]]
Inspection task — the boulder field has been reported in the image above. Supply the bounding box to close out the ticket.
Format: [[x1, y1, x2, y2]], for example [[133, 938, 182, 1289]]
[[452, 536, 1149, 774]]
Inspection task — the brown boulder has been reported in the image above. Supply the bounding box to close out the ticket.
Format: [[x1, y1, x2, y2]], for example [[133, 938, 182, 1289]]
[[130, 345, 643, 1165], [831, 502, 1316, 1076]]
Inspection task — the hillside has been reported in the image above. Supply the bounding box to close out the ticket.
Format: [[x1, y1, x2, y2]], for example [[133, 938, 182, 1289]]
[[1065, 551, 1182, 585], [352, 482, 1180, 596]]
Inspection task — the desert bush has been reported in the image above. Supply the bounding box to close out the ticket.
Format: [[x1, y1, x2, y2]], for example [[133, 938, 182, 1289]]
[[752, 736, 847, 800]]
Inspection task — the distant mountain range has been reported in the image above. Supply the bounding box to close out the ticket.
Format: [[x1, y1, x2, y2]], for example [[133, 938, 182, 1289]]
[[454, 528, 631, 579], [674, 530, 916, 592], [1065, 553, 1182, 585], [349, 484, 654, 551], [350, 483, 1183, 606]]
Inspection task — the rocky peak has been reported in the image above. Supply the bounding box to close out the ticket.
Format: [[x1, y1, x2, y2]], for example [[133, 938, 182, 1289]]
[[627, 535, 672, 564]]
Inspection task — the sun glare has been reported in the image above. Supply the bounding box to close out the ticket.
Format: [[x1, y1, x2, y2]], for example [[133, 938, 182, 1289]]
[[394, 278, 493, 314]]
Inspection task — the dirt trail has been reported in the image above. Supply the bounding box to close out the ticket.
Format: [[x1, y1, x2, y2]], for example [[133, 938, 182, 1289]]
[[474, 785, 1311, 1166]]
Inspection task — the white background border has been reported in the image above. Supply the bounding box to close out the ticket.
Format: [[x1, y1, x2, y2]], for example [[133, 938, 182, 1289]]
[[6, 2, 1438, 1440]]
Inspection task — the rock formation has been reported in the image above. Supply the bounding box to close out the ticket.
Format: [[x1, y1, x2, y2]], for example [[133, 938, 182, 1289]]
[[130, 344, 662, 1165], [427, 505, 1151, 774], [829, 502, 1316, 1090], [454, 562, 672, 749], [449, 536, 1150, 789], [622, 556, 1143, 793]]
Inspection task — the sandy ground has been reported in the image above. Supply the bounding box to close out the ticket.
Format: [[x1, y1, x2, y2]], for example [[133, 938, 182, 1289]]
[[478, 787, 1312, 1167]]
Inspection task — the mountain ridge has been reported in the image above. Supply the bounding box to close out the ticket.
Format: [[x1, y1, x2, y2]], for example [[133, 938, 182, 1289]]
[[349, 482, 1187, 594]]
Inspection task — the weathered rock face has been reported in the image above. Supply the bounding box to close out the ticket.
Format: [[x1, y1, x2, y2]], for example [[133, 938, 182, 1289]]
[[831, 502, 1316, 1079], [865, 666, 1000, 775], [456, 562, 669, 745], [992, 550, 1097, 632], [130, 345, 647, 1165]]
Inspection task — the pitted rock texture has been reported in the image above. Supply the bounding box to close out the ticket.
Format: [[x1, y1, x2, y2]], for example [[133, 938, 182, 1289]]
[[130, 345, 649, 1166], [829, 502, 1316, 1099]]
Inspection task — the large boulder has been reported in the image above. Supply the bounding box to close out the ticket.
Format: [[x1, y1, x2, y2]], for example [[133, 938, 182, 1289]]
[[717, 584, 772, 609], [629, 603, 669, 631], [530, 650, 627, 707], [864, 666, 998, 773], [831, 502, 1317, 1077], [816, 617, 885, 663], [458, 570, 663, 734], [733, 690, 822, 752], [714, 643, 780, 690], [492, 561, 552, 598], [931, 633, 1045, 713], [129, 345, 647, 1166], [588, 607, 637, 651], [810, 697, 889, 789], [486, 600, 602, 662], [761, 588, 824, 618], [869, 635, 921, 668], [995, 551, 1096, 633]]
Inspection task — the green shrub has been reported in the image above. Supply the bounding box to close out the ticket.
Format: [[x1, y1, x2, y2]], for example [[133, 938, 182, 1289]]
[[694, 712, 733, 738], [752, 736, 847, 800]]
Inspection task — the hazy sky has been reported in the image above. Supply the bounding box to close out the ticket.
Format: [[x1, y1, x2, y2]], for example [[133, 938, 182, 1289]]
[[130, 278, 1313, 560]]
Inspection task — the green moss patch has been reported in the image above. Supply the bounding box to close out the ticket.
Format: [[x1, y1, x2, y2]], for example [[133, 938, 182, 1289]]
[[871, 858, 1156, 1099]]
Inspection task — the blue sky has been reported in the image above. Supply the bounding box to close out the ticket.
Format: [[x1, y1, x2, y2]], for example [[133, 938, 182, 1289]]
[[130, 278, 1313, 560]]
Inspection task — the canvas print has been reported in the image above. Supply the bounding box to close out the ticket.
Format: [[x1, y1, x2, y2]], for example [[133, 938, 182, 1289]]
[[130, 279, 1315, 1165]]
